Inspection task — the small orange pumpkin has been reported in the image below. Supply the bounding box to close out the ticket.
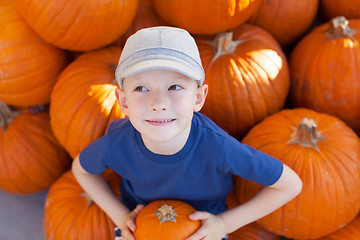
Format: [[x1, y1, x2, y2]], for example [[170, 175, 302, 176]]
[[134, 199, 200, 240]]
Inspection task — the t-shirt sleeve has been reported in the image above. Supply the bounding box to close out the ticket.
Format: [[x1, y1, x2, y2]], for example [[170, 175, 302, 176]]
[[223, 136, 283, 186], [79, 134, 109, 175]]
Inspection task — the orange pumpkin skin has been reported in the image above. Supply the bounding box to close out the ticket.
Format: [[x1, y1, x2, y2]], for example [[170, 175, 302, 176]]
[[153, 0, 260, 35], [248, 0, 319, 47], [234, 108, 360, 239], [44, 170, 121, 240], [15, 0, 139, 51], [198, 24, 290, 139], [0, 110, 71, 194], [321, 0, 360, 20], [50, 46, 125, 158], [290, 17, 360, 133], [0, 1, 66, 107], [115, 0, 168, 47], [134, 200, 200, 240], [228, 222, 280, 240], [316, 214, 360, 240]]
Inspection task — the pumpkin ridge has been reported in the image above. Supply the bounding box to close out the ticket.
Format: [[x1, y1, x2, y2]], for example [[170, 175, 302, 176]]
[[34, 0, 60, 34], [323, 142, 360, 188], [0, 50, 61, 81], [229, 58, 245, 133], [14, 126, 56, 172], [63, 95, 100, 151], [242, 54, 273, 117], [69, 0, 101, 49], [51, 0, 87, 46], [9, 124, 57, 190], [56, 75, 97, 129], [235, 57, 256, 125]]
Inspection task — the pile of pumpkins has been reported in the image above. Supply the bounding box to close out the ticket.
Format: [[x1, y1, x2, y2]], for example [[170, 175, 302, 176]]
[[1, 0, 360, 239]]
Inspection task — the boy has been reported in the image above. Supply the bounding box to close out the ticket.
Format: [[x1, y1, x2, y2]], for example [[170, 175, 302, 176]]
[[72, 26, 302, 240]]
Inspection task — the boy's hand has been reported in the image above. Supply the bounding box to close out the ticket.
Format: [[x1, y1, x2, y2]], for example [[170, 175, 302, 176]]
[[118, 204, 144, 240], [185, 211, 227, 240]]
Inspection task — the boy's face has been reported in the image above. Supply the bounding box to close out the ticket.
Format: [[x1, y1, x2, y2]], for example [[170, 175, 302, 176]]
[[115, 69, 208, 152]]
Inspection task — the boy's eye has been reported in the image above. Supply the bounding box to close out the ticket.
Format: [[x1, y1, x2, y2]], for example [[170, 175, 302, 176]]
[[134, 86, 148, 92], [168, 85, 183, 90]]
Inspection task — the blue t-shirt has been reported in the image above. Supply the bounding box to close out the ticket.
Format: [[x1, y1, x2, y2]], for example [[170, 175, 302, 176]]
[[80, 112, 283, 215]]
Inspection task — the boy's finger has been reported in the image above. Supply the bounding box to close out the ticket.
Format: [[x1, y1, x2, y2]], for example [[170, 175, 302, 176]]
[[121, 229, 135, 240], [185, 227, 206, 240], [188, 211, 211, 220], [127, 220, 136, 232], [133, 204, 145, 214]]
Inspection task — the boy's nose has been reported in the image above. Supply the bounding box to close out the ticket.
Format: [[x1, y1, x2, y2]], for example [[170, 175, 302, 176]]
[[151, 93, 167, 111]]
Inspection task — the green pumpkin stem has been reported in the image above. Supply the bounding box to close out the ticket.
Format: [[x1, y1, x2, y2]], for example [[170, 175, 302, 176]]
[[0, 101, 20, 130], [154, 203, 178, 223], [325, 16, 357, 40], [211, 32, 242, 62], [287, 118, 326, 151]]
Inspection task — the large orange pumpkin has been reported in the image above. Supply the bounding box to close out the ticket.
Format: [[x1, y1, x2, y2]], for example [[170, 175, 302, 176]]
[[198, 24, 290, 139], [15, 0, 139, 51], [290, 17, 360, 133], [153, 0, 260, 35], [316, 214, 360, 240], [320, 0, 360, 20], [44, 170, 121, 240], [234, 108, 360, 239], [248, 0, 319, 47], [0, 102, 71, 194], [0, 1, 67, 107], [50, 46, 125, 158], [134, 199, 200, 240]]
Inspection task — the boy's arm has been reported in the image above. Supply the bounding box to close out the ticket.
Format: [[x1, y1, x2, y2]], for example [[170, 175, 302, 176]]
[[71, 155, 131, 227], [187, 164, 302, 239], [219, 164, 302, 233]]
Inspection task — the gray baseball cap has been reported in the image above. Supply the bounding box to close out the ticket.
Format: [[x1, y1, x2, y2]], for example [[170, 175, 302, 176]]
[[115, 26, 205, 89]]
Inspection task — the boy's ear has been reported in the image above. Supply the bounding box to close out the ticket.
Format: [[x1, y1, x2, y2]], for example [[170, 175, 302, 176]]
[[114, 87, 129, 115], [193, 84, 208, 112]]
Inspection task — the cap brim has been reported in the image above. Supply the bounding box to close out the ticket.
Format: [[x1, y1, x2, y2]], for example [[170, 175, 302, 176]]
[[118, 59, 202, 86]]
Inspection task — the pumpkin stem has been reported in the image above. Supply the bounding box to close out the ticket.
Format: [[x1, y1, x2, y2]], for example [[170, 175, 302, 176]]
[[211, 32, 242, 62], [0, 101, 20, 130], [287, 118, 326, 151], [325, 16, 357, 40], [154, 203, 177, 223]]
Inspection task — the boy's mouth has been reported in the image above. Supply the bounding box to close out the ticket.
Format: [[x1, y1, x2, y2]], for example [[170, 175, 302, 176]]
[[146, 118, 176, 126]]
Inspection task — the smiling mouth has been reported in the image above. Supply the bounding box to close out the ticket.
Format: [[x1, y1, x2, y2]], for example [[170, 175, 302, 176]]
[[146, 119, 176, 125]]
